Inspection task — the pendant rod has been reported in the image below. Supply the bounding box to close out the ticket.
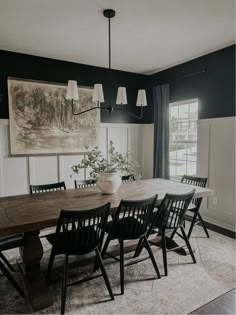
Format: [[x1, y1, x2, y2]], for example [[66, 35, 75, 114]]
[[108, 13, 111, 109], [104, 9, 115, 111]]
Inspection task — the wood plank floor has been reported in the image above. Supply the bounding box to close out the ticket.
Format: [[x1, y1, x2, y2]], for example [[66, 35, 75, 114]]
[[190, 288, 236, 314]]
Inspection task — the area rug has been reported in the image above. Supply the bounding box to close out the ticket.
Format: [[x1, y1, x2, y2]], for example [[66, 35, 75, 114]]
[[0, 225, 235, 314]]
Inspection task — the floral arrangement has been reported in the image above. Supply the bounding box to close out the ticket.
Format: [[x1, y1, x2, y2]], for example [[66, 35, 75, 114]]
[[71, 141, 140, 179]]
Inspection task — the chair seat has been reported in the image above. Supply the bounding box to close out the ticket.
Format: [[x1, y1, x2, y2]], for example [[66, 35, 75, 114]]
[[46, 226, 100, 255], [0, 234, 24, 251], [105, 217, 144, 239], [186, 203, 198, 212]]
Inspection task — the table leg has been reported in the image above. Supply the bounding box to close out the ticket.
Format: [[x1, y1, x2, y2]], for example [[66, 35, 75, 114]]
[[20, 231, 53, 311]]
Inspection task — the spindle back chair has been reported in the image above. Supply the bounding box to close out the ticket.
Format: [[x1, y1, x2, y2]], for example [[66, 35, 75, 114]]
[[102, 195, 161, 294], [74, 179, 96, 189], [181, 175, 209, 238], [30, 181, 66, 194], [46, 203, 113, 314], [134, 190, 196, 276], [121, 174, 135, 183]]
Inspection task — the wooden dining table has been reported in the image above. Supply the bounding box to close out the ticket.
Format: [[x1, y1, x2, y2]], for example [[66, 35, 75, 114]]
[[0, 178, 213, 310]]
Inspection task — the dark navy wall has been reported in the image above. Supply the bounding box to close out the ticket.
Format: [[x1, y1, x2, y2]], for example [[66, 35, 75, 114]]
[[150, 45, 235, 120], [0, 50, 153, 123], [1, 45, 234, 123]]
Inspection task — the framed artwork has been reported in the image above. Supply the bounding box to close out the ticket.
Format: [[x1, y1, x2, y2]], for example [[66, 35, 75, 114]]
[[7, 78, 99, 155]]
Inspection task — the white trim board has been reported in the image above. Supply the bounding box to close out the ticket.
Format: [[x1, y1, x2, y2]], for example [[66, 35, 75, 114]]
[[0, 120, 154, 194]]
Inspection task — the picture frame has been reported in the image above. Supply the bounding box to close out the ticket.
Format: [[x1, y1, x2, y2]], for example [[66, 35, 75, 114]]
[[7, 77, 99, 155]]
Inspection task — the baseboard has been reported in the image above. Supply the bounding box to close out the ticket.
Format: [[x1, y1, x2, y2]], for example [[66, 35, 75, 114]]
[[186, 216, 235, 239], [202, 215, 235, 233], [203, 220, 235, 239]]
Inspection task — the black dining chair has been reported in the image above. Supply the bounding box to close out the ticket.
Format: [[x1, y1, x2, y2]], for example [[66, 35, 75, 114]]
[[74, 179, 96, 188], [30, 181, 66, 238], [30, 181, 66, 194], [134, 190, 196, 276], [181, 175, 209, 238], [121, 175, 135, 183], [101, 195, 161, 295], [46, 203, 114, 314], [0, 235, 25, 297]]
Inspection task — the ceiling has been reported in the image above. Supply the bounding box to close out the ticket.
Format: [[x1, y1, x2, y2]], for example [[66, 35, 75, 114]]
[[0, 0, 235, 74]]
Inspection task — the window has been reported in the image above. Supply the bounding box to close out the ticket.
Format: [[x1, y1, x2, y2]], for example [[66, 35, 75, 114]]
[[169, 99, 198, 181]]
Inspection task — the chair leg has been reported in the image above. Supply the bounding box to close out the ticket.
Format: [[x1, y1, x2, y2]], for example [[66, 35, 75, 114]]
[[134, 223, 158, 258], [95, 249, 114, 300], [168, 227, 178, 244], [0, 252, 15, 272], [133, 237, 144, 258], [187, 211, 199, 239], [101, 235, 112, 258], [180, 227, 196, 263], [93, 255, 99, 273], [197, 213, 210, 238], [0, 259, 25, 297], [93, 243, 102, 272], [119, 239, 124, 295], [61, 255, 69, 315], [143, 236, 161, 279], [161, 230, 168, 276], [46, 250, 55, 281]]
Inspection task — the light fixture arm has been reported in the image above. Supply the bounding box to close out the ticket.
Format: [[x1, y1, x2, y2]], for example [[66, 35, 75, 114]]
[[70, 98, 143, 118], [71, 99, 100, 115], [125, 106, 144, 119]]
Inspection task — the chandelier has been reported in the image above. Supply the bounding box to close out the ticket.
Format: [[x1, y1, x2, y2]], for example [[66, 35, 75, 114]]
[[66, 9, 147, 119]]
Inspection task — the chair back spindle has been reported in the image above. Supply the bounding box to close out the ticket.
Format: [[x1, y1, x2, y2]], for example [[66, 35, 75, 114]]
[[152, 190, 195, 230], [74, 179, 96, 189], [121, 175, 135, 183], [53, 203, 110, 255], [30, 181, 66, 194], [111, 195, 157, 239], [181, 175, 207, 208]]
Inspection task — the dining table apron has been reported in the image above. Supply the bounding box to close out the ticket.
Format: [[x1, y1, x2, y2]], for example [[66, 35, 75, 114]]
[[0, 178, 214, 310]]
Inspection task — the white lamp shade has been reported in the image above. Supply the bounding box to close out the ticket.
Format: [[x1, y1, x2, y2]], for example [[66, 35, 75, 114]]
[[93, 84, 104, 103], [136, 89, 147, 107], [66, 80, 79, 100], [116, 87, 127, 105]]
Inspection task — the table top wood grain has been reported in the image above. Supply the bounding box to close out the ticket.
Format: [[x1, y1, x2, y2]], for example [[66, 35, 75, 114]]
[[0, 178, 214, 236]]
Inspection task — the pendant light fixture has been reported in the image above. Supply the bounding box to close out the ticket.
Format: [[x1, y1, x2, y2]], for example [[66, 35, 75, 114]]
[[66, 9, 147, 119]]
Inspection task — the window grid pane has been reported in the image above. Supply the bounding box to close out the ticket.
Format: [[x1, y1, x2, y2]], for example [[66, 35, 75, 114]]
[[169, 100, 198, 180]]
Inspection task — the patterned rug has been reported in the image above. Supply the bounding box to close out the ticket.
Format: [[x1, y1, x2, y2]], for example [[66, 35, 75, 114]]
[[0, 225, 235, 314]]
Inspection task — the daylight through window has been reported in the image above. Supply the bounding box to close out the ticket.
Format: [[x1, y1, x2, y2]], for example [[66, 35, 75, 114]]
[[169, 99, 198, 181]]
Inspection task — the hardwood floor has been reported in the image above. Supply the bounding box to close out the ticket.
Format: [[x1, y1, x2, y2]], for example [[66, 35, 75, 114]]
[[190, 288, 236, 314]]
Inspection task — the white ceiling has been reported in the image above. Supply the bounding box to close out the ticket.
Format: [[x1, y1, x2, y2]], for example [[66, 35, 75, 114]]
[[0, 0, 235, 74]]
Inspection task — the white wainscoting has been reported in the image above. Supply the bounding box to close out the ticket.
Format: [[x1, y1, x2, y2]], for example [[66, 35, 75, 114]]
[[0, 120, 154, 195], [0, 117, 235, 231], [197, 116, 235, 231]]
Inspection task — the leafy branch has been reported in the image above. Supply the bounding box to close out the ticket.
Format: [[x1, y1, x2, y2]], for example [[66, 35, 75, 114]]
[[71, 141, 140, 179]]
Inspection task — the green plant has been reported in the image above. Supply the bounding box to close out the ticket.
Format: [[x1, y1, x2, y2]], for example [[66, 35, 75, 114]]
[[71, 141, 140, 179]]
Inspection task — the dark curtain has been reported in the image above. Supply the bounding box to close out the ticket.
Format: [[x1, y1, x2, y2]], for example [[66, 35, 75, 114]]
[[153, 84, 170, 179]]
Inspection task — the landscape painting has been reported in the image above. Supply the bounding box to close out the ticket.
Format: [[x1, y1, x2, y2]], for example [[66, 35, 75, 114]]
[[8, 78, 99, 155]]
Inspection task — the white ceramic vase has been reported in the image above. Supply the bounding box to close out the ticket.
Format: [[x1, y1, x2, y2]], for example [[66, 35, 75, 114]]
[[97, 171, 122, 194]]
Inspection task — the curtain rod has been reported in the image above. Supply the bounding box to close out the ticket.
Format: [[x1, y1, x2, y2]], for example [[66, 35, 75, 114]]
[[158, 68, 207, 85], [181, 68, 207, 79]]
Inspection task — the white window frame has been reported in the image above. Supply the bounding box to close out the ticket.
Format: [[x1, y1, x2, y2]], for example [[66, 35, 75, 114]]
[[169, 98, 198, 181]]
